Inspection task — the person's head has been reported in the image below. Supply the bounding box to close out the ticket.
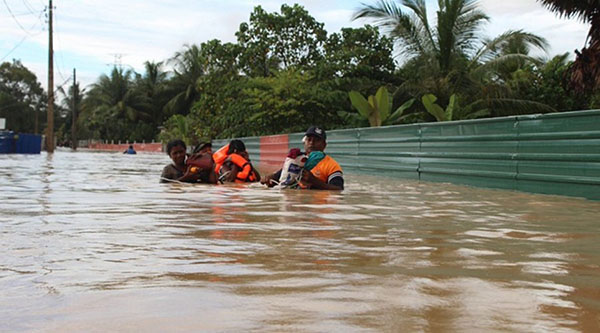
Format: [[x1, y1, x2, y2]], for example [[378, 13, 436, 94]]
[[128, 145, 133, 149], [227, 139, 246, 154], [303, 126, 326, 154], [193, 142, 212, 154], [166, 139, 187, 166]]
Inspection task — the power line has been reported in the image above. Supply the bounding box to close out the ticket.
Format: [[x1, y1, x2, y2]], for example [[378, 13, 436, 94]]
[[54, 75, 72, 94], [0, 9, 45, 61], [21, 0, 45, 27], [0, 76, 73, 112], [2, 0, 35, 36], [1, 36, 27, 62], [21, 0, 37, 15], [53, 5, 67, 83]]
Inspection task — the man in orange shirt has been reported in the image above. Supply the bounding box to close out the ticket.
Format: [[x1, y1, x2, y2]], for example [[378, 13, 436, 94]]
[[262, 126, 344, 190]]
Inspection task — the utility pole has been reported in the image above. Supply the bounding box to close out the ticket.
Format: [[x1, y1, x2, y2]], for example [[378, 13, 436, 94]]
[[34, 100, 39, 134], [71, 68, 77, 150], [46, 0, 54, 153]]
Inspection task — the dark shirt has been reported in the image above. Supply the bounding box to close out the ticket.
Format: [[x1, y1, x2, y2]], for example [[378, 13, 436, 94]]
[[160, 164, 211, 183]]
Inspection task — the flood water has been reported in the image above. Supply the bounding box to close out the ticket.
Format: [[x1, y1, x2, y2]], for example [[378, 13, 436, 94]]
[[1, 150, 599, 332]]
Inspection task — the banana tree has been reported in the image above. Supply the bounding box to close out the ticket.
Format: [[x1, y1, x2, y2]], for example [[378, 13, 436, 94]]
[[348, 86, 414, 126], [422, 93, 490, 121], [421, 93, 455, 122]]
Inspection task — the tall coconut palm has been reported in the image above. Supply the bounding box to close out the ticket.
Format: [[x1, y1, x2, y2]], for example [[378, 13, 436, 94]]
[[83, 67, 151, 140], [136, 61, 169, 122], [58, 80, 85, 148], [137, 61, 167, 98], [537, 0, 600, 93], [353, 0, 551, 117], [164, 44, 206, 116]]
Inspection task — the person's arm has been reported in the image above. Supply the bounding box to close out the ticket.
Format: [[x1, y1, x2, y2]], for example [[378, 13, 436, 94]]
[[177, 166, 203, 183], [206, 169, 218, 184], [160, 168, 171, 183], [251, 165, 261, 182], [301, 170, 344, 190], [161, 165, 181, 183], [260, 169, 282, 187], [225, 163, 240, 182], [194, 168, 218, 184]]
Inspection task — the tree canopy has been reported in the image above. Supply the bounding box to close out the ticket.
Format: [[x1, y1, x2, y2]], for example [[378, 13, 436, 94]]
[[2, 3, 598, 145], [536, 0, 600, 93], [0, 60, 47, 133]]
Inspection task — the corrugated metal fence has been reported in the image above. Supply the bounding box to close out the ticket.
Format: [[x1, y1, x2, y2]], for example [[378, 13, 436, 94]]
[[213, 110, 600, 200]]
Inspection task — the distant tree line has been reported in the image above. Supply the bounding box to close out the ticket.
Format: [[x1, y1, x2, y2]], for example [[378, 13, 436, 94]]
[[1, 1, 598, 146]]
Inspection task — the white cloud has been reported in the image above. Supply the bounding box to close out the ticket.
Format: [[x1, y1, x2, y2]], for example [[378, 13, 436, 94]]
[[479, 0, 543, 14], [480, 3, 589, 57]]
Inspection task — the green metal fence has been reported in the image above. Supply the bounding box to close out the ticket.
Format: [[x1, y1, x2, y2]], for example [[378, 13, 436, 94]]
[[324, 110, 600, 200], [214, 110, 600, 200], [514, 111, 600, 199]]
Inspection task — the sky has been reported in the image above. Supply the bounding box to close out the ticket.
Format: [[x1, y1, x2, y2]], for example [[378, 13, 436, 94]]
[[0, 0, 590, 92]]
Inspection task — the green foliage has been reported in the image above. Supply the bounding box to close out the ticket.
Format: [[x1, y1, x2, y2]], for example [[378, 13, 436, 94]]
[[349, 88, 382, 126], [239, 69, 335, 136], [0, 60, 47, 133], [190, 76, 247, 140], [164, 45, 207, 115], [317, 25, 400, 128], [158, 114, 199, 145], [422, 94, 453, 122], [137, 61, 169, 121], [236, 4, 327, 76], [349, 86, 414, 126], [354, 0, 553, 117], [7, 3, 598, 145], [505, 54, 590, 112], [184, 8, 400, 138], [81, 67, 154, 141], [56, 79, 85, 145], [387, 98, 415, 124], [320, 25, 396, 81], [422, 93, 490, 121]]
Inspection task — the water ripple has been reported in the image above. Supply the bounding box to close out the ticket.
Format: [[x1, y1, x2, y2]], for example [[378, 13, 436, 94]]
[[1, 151, 599, 332]]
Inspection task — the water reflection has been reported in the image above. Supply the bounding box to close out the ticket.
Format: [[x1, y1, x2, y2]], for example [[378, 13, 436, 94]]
[[1, 151, 599, 332]]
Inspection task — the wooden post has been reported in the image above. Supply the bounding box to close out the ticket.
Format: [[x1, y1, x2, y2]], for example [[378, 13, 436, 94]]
[[71, 68, 77, 150], [46, 0, 54, 152]]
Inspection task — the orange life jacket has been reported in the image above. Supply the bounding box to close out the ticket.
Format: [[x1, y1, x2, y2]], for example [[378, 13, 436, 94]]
[[227, 153, 257, 182], [213, 144, 258, 182]]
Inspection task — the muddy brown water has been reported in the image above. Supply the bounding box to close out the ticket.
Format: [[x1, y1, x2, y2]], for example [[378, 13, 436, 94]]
[[1, 150, 599, 332]]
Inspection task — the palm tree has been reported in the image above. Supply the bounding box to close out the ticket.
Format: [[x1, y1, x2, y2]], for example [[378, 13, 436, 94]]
[[58, 80, 85, 148], [537, 0, 600, 93], [164, 44, 206, 116], [137, 61, 167, 98], [83, 67, 151, 140], [353, 0, 552, 117], [136, 61, 168, 122]]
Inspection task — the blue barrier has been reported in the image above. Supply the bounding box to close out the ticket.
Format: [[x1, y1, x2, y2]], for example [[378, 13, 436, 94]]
[[0, 132, 42, 154], [0, 131, 15, 153], [15, 133, 42, 154]]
